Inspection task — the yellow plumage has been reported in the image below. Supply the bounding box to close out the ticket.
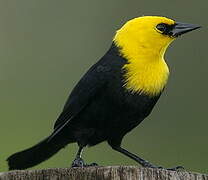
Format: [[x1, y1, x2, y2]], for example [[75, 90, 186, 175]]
[[113, 16, 175, 96]]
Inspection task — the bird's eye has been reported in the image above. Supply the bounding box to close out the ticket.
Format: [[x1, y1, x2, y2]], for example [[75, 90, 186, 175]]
[[156, 23, 167, 33]]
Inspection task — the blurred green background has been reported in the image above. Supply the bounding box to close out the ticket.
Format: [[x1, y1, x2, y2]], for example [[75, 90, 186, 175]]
[[0, 0, 207, 174]]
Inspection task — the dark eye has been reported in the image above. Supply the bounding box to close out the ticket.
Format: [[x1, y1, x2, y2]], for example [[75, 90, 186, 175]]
[[156, 23, 167, 33]]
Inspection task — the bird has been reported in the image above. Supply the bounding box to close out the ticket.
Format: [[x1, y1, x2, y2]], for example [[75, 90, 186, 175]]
[[7, 16, 200, 171]]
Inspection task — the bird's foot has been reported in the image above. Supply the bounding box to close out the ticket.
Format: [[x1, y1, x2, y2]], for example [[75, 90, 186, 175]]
[[85, 162, 98, 167], [140, 160, 184, 171], [166, 166, 184, 171], [71, 157, 85, 167], [140, 160, 158, 168], [71, 157, 98, 167]]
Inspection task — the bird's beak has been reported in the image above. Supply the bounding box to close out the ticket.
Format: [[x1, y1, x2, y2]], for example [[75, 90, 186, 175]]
[[170, 22, 201, 38]]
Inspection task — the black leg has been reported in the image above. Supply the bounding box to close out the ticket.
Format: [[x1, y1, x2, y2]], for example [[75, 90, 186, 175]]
[[112, 146, 157, 168], [71, 146, 85, 167], [76, 146, 84, 159], [71, 145, 98, 167], [112, 146, 183, 171]]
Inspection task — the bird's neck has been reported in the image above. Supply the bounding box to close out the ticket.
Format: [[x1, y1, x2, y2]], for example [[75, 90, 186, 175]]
[[113, 41, 170, 97]]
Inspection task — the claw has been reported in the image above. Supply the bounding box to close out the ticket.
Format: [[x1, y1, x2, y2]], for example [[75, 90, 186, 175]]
[[71, 157, 85, 167], [141, 161, 184, 172], [88, 162, 98, 166], [167, 166, 185, 171], [71, 157, 98, 168]]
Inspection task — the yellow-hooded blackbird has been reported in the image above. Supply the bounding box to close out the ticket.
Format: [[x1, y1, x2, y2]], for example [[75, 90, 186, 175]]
[[7, 16, 200, 170]]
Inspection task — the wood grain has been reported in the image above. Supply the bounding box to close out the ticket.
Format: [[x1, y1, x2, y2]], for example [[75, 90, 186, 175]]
[[0, 166, 207, 180]]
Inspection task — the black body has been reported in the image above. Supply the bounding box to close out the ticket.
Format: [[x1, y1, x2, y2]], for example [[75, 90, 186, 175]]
[[7, 43, 161, 170]]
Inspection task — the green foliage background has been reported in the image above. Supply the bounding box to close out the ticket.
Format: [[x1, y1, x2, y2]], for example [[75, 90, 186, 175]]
[[0, 0, 207, 173]]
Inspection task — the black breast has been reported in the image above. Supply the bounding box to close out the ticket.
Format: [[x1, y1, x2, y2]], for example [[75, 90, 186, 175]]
[[73, 43, 162, 146]]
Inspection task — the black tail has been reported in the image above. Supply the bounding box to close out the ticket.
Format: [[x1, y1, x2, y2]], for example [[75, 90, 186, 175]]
[[7, 134, 72, 170]]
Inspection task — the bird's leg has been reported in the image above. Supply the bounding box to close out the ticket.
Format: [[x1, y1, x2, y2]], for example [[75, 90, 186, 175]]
[[112, 146, 183, 171], [112, 146, 157, 168], [71, 146, 85, 167], [71, 145, 98, 167]]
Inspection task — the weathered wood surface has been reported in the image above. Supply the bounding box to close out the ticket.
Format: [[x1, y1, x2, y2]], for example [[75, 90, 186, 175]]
[[0, 166, 207, 180]]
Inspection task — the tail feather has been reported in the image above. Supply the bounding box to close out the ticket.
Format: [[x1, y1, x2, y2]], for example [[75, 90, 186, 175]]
[[7, 135, 71, 170]]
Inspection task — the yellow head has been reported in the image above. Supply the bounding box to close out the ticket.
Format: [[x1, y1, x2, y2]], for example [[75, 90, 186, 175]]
[[114, 16, 175, 60], [113, 16, 200, 96]]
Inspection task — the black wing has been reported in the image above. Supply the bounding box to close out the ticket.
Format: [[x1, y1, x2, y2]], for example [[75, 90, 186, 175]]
[[48, 62, 111, 142]]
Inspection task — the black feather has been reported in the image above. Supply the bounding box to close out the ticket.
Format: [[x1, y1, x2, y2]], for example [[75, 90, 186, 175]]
[[7, 43, 161, 169], [7, 133, 73, 170]]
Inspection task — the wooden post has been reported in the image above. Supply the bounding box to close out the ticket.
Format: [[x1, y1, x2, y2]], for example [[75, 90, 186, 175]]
[[0, 166, 207, 180]]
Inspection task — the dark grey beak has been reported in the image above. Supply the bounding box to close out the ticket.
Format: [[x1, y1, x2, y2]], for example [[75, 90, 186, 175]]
[[170, 22, 201, 37]]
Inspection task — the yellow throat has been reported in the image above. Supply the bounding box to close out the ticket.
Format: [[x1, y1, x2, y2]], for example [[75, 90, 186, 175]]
[[113, 16, 175, 96]]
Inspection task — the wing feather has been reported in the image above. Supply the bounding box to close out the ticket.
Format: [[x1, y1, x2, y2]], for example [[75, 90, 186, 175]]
[[48, 63, 111, 142]]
